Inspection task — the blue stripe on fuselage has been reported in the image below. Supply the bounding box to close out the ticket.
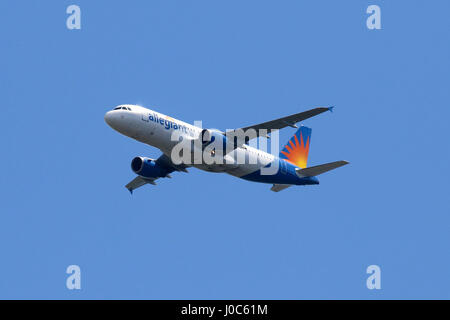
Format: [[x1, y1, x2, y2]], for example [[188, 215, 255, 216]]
[[240, 159, 319, 186]]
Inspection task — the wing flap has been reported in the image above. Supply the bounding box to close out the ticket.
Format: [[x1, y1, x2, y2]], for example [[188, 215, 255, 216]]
[[270, 184, 292, 192]]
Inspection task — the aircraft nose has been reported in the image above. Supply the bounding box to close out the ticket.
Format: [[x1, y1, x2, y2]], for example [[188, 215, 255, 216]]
[[104, 111, 112, 125], [104, 111, 116, 128]]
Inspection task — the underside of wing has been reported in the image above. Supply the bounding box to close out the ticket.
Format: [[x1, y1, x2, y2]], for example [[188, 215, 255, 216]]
[[125, 176, 156, 193], [155, 153, 189, 173]]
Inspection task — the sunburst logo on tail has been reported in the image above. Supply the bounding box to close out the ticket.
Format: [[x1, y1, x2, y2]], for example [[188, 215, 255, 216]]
[[280, 126, 311, 168]]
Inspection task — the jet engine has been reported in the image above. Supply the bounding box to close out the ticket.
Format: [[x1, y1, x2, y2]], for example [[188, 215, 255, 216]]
[[131, 157, 169, 178], [201, 129, 228, 148], [201, 128, 254, 152]]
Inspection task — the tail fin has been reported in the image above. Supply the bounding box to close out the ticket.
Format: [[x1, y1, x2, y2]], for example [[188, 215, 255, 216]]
[[280, 126, 311, 168]]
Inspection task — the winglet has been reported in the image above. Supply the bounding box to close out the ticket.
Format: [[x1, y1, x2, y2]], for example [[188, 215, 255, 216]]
[[128, 188, 133, 195], [328, 106, 334, 113]]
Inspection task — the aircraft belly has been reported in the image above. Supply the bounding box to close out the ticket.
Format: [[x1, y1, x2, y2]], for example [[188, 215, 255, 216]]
[[225, 163, 261, 177], [194, 164, 228, 172]]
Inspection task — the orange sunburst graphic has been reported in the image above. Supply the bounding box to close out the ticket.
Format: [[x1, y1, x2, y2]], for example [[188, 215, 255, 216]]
[[280, 131, 310, 168]]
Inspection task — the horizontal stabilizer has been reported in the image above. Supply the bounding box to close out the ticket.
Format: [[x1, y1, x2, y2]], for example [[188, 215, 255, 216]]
[[295, 160, 349, 177], [270, 184, 292, 192]]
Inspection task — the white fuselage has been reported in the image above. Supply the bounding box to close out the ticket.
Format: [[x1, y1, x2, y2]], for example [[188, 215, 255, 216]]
[[104, 105, 277, 178]]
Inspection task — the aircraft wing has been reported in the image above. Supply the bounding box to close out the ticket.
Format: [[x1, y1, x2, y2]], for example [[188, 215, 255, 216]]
[[125, 176, 156, 193], [237, 107, 333, 134], [125, 154, 189, 193]]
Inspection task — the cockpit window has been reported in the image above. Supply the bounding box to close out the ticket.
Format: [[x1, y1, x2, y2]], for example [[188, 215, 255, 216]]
[[113, 106, 132, 111]]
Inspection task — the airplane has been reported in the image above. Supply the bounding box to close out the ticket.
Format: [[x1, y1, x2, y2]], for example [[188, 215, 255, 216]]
[[104, 105, 349, 193]]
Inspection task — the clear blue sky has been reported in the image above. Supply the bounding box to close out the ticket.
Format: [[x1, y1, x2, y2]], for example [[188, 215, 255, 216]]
[[1, 0, 449, 299]]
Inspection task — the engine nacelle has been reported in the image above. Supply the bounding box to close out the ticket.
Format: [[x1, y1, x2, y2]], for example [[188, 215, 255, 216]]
[[201, 129, 227, 145], [131, 157, 169, 178], [202, 128, 249, 154]]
